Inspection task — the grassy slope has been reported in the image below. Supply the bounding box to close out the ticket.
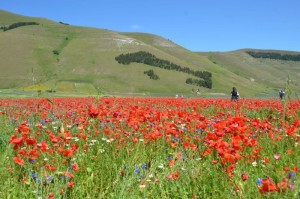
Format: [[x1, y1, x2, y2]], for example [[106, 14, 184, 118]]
[[0, 10, 299, 97], [123, 33, 267, 97], [198, 49, 300, 97], [0, 10, 67, 88]]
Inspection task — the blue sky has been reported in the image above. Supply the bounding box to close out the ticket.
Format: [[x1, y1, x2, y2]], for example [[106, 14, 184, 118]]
[[1, 0, 299, 52]]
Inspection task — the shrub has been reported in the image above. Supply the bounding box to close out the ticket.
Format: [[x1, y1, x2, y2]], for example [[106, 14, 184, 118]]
[[53, 50, 60, 56], [144, 69, 160, 80]]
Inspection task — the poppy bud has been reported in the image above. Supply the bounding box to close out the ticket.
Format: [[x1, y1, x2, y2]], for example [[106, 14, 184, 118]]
[[241, 173, 248, 181]]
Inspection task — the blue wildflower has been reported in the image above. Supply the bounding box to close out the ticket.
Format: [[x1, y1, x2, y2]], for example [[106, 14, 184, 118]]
[[45, 176, 54, 183], [100, 121, 106, 127], [31, 173, 40, 182], [257, 178, 262, 186], [289, 172, 295, 179], [195, 128, 203, 133], [134, 168, 140, 173], [31, 173, 37, 179]]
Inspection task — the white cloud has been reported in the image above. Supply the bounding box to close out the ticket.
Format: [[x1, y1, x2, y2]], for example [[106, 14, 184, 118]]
[[131, 24, 141, 30]]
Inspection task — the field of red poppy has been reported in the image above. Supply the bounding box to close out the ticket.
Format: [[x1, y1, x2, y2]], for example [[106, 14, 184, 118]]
[[0, 97, 300, 198]]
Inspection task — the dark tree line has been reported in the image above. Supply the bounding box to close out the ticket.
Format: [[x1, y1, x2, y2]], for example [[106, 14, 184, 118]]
[[59, 22, 70, 25], [144, 69, 160, 80], [247, 51, 300, 61], [1, 22, 39, 31], [186, 78, 212, 88], [115, 51, 212, 88]]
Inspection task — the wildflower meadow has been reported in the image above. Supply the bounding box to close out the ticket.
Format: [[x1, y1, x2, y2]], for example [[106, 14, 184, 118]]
[[0, 97, 300, 198]]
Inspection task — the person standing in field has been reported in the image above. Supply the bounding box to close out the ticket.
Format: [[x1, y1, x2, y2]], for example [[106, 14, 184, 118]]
[[231, 87, 239, 101], [279, 90, 285, 99]]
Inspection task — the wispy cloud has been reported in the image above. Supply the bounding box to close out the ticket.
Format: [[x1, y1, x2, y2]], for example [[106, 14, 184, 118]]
[[131, 24, 141, 30]]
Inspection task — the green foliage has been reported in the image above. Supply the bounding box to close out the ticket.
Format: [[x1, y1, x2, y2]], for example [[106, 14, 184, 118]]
[[58, 21, 70, 25], [116, 51, 212, 89], [247, 51, 300, 61], [144, 70, 160, 80], [186, 77, 212, 88], [52, 50, 60, 56], [3, 22, 39, 31]]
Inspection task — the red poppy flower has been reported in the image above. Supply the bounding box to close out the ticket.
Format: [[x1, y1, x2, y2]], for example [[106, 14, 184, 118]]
[[67, 181, 75, 188], [259, 178, 277, 193], [13, 157, 24, 165], [241, 173, 248, 181], [166, 172, 179, 180], [71, 163, 79, 171], [88, 106, 99, 118]]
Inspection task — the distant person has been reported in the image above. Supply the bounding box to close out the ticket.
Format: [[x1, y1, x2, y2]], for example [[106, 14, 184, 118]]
[[231, 87, 239, 101], [279, 90, 285, 99]]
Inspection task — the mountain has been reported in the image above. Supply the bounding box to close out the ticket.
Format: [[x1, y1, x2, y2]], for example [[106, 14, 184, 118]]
[[0, 10, 299, 97]]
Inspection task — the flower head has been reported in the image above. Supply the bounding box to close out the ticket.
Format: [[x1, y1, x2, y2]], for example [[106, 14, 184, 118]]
[[273, 154, 281, 160], [241, 173, 248, 181]]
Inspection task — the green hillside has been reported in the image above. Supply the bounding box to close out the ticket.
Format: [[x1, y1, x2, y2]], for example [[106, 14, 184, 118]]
[[0, 10, 299, 97], [198, 49, 300, 97]]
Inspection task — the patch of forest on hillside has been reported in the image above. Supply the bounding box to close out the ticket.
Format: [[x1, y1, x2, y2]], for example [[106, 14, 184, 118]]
[[115, 51, 212, 88], [247, 51, 300, 61], [1, 22, 39, 31]]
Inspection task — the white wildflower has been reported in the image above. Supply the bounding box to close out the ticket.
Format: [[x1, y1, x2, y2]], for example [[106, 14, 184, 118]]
[[139, 183, 146, 189], [99, 149, 105, 153], [157, 164, 164, 169]]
